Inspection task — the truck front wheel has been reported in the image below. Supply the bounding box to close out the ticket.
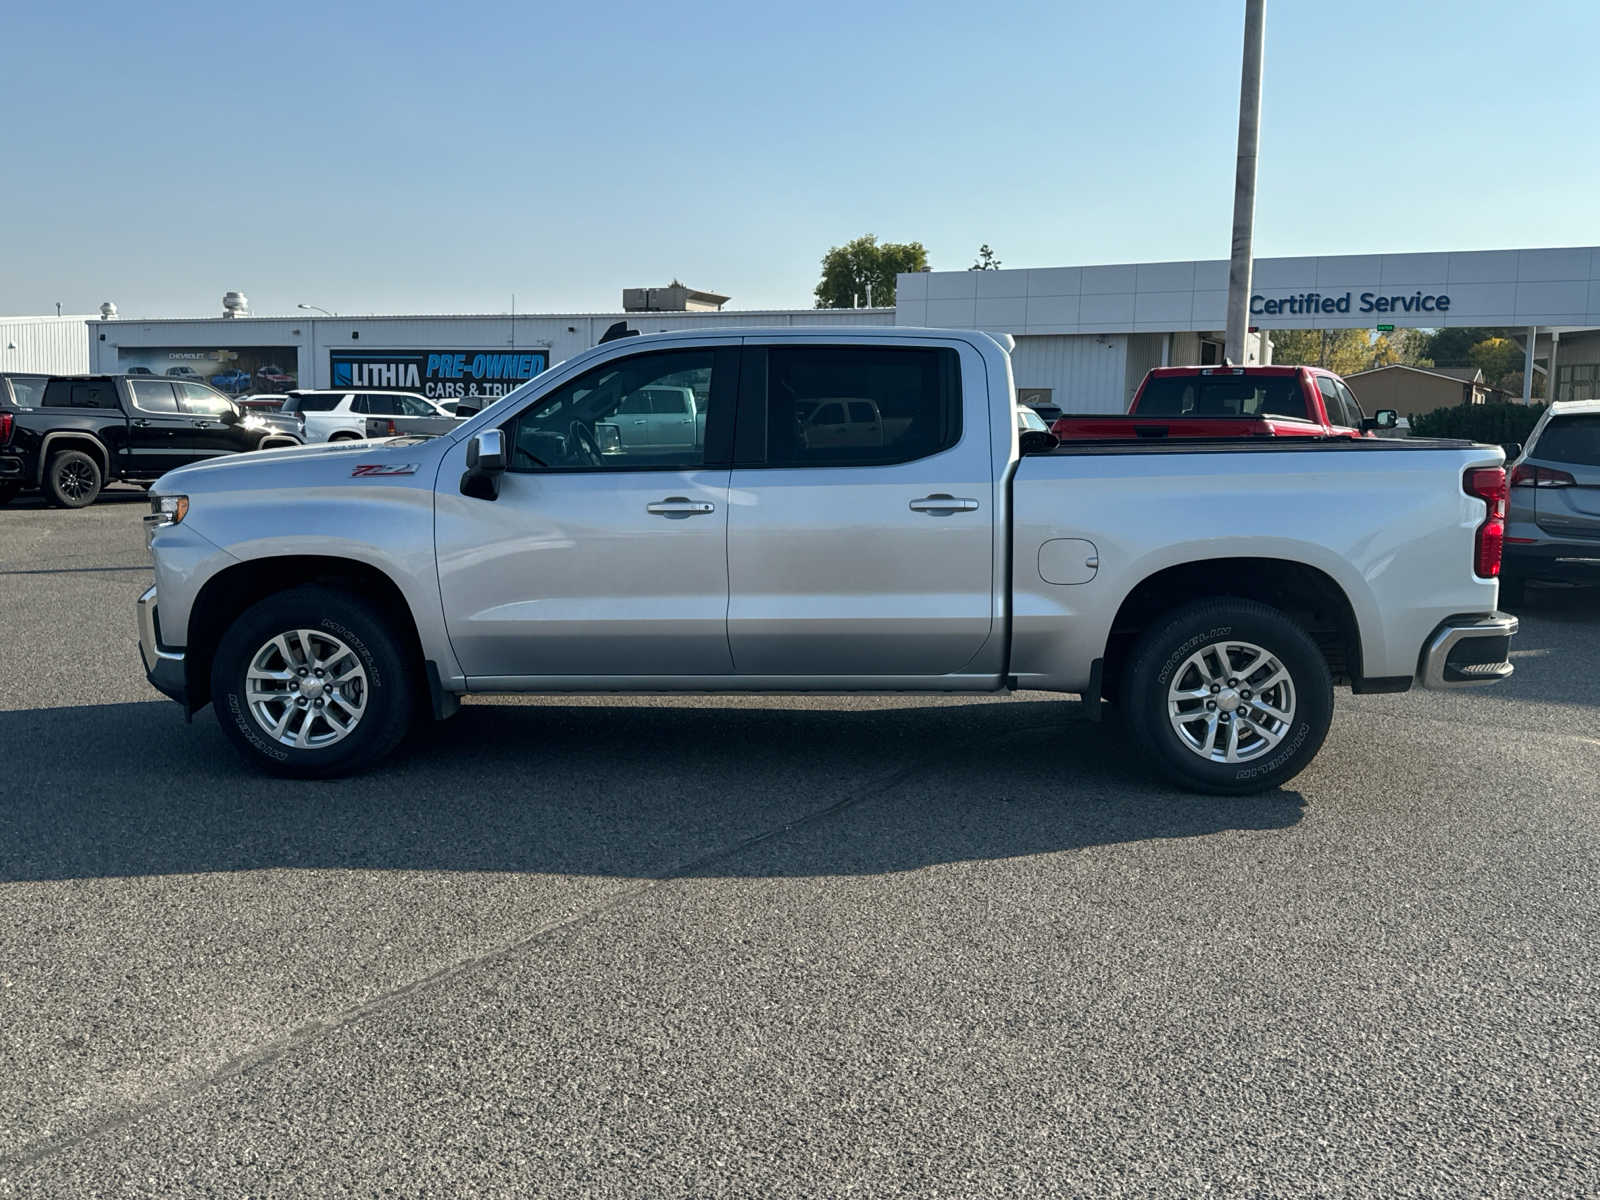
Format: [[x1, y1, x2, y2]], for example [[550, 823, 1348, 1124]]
[[210, 585, 414, 778], [1121, 599, 1332, 795]]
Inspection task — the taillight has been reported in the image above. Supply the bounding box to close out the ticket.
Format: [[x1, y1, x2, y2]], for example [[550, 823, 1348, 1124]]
[[1509, 463, 1576, 488], [0, 412, 12, 444], [1465, 466, 1507, 578]]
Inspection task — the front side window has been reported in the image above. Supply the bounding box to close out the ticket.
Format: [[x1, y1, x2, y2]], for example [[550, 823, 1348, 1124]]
[[753, 345, 961, 468], [129, 380, 179, 412], [1334, 379, 1364, 427], [503, 349, 719, 472], [176, 382, 234, 416], [395, 395, 435, 417], [1316, 377, 1350, 427]]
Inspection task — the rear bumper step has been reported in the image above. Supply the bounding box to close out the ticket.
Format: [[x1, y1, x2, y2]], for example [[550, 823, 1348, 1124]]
[[1419, 612, 1518, 689]]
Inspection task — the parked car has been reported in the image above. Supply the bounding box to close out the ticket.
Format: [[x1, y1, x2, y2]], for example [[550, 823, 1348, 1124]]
[[281, 389, 455, 442], [126, 367, 156, 376], [594, 383, 704, 454], [164, 366, 205, 382], [139, 328, 1515, 790], [1051, 365, 1397, 441], [1502, 399, 1600, 602], [210, 368, 253, 394], [254, 364, 296, 393], [0, 375, 301, 508]]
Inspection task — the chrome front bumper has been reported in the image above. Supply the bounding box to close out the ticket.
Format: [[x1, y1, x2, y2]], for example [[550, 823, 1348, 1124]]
[[1419, 612, 1518, 689], [137, 585, 187, 704]]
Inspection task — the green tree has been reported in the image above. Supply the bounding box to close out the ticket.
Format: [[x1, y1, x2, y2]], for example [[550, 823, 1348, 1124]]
[[1420, 326, 1513, 369], [814, 235, 928, 309], [969, 244, 1002, 271], [1468, 337, 1523, 389], [1268, 328, 1374, 375]]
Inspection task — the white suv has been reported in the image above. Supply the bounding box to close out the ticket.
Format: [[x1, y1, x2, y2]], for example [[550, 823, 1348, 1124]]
[[280, 390, 455, 442]]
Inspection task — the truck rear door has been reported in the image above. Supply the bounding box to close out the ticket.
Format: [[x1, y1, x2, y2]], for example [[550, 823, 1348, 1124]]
[[725, 341, 995, 676]]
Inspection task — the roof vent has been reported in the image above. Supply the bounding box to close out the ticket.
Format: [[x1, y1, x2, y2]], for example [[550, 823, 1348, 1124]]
[[222, 291, 249, 318], [99, 301, 118, 320]]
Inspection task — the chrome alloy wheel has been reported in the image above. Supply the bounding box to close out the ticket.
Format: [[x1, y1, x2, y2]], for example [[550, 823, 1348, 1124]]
[[245, 629, 368, 750], [1167, 639, 1296, 764]]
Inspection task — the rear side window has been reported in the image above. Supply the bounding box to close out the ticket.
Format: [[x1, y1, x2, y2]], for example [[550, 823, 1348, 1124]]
[[286, 392, 344, 412], [129, 380, 180, 412], [1534, 415, 1600, 467], [1139, 374, 1307, 420], [45, 380, 118, 409], [751, 345, 961, 468]]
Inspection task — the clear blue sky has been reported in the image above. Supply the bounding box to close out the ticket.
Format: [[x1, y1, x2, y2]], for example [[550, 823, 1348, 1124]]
[[6, 0, 1597, 318]]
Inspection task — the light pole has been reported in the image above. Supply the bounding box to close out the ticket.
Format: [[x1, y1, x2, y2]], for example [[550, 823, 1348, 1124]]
[[297, 303, 336, 316], [1224, 0, 1266, 366]]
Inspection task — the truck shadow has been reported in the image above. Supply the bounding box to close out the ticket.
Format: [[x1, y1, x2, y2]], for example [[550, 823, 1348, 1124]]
[[0, 698, 1302, 885]]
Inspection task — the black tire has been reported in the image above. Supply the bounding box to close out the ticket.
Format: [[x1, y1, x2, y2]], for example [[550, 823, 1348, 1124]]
[[210, 584, 414, 778], [0, 481, 21, 507], [329, 432, 360, 442], [1121, 598, 1333, 795], [43, 449, 103, 508]]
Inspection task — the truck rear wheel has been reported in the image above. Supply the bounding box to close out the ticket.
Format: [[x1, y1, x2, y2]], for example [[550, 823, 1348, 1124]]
[[210, 585, 413, 778], [1121, 598, 1332, 795], [43, 449, 103, 508]]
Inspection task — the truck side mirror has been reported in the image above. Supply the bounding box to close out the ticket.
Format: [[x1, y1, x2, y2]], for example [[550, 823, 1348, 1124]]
[[454, 403, 480, 418], [1019, 429, 1060, 454], [219, 408, 240, 426], [1501, 443, 1523, 463], [460, 429, 505, 501], [1361, 409, 1399, 434]]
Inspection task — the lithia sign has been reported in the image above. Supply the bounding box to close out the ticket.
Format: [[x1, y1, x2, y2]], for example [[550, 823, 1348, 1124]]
[[1250, 290, 1451, 316]]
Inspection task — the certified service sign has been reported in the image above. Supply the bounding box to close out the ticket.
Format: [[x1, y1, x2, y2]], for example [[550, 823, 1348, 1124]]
[[330, 349, 549, 401]]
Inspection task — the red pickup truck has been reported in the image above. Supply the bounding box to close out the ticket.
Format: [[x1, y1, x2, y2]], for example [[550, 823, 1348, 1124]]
[[1050, 365, 1397, 441]]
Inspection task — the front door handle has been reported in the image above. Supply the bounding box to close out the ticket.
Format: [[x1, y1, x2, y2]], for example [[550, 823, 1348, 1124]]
[[193, 421, 214, 428], [132, 419, 151, 427], [646, 497, 716, 518], [909, 494, 979, 515]]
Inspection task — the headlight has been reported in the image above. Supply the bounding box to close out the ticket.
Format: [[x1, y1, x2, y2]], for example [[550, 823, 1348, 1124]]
[[145, 494, 189, 530]]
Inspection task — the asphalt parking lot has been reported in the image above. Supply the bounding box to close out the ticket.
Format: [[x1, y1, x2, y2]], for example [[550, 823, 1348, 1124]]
[[1, 489, 1597, 1197]]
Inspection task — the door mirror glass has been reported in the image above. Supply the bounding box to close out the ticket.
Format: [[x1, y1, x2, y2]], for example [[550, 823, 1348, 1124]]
[[1374, 408, 1398, 429]]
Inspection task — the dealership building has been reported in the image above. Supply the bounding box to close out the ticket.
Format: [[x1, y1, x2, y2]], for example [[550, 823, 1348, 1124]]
[[9, 243, 1595, 415]]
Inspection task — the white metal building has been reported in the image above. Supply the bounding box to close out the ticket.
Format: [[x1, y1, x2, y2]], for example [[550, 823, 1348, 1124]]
[[0, 314, 93, 374]]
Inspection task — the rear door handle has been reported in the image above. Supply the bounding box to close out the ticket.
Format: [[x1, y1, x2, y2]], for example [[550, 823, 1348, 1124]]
[[646, 497, 716, 518], [909, 494, 979, 514]]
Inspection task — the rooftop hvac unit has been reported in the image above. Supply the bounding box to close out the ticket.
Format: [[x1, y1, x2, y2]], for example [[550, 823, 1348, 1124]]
[[222, 291, 249, 318]]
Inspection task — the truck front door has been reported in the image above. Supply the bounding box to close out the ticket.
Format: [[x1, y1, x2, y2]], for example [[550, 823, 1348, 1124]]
[[436, 345, 738, 678], [726, 342, 997, 677], [123, 379, 196, 474]]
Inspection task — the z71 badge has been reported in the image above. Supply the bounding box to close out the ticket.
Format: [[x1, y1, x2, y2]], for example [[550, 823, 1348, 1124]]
[[350, 463, 420, 477]]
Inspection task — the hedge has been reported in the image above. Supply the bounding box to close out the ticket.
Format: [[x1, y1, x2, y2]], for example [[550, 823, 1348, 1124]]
[[1409, 402, 1545, 444]]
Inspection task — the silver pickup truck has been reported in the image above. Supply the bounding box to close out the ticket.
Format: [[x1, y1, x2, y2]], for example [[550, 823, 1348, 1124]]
[[139, 328, 1516, 793]]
